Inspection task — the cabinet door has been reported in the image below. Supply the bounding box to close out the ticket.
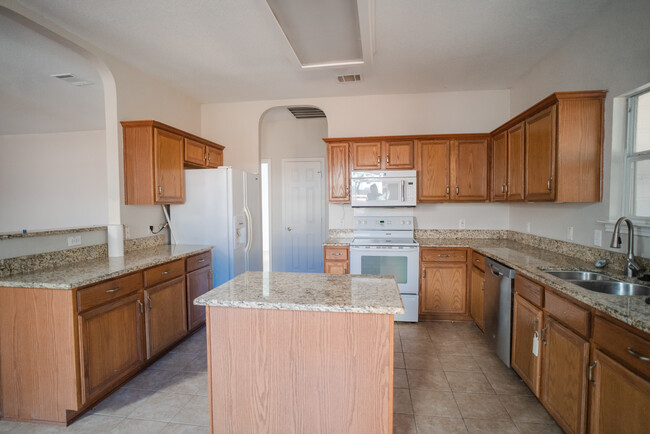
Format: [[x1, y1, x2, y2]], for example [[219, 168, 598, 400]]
[[511, 294, 542, 396], [154, 128, 185, 204], [324, 261, 348, 274], [383, 140, 414, 169], [206, 146, 223, 168], [507, 122, 525, 201], [416, 139, 450, 202], [470, 265, 485, 330], [588, 349, 650, 434], [491, 132, 508, 201], [420, 262, 467, 317], [351, 141, 382, 170], [541, 316, 589, 434], [78, 292, 144, 403], [144, 276, 188, 359], [186, 266, 212, 331], [525, 106, 556, 201], [327, 142, 350, 202], [184, 137, 206, 167], [451, 139, 488, 201]]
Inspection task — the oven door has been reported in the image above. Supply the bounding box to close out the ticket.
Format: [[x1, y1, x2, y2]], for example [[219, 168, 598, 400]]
[[349, 246, 419, 294], [351, 175, 416, 207]]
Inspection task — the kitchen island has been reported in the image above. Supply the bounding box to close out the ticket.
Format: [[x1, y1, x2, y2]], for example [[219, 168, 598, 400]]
[[194, 271, 404, 434]]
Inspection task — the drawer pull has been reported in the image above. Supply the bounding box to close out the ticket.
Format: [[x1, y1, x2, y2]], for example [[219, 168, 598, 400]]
[[162, 271, 169, 275], [332, 253, 342, 256], [137, 300, 144, 314], [627, 347, 650, 362], [147, 296, 153, 311], [105, 287, 120, 293], [541, 326, 548, 344], [438, 254, 450, 258], [198, 259, 206, 263], [588, 361, 597, 384]]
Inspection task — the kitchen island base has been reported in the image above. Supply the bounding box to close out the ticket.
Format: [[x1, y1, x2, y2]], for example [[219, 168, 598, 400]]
[[206, 306, 394, 433]]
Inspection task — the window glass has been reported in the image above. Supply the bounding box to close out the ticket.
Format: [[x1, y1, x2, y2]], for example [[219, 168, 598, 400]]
[[632, 159, 650, 218], [635, 92, 650, 153]]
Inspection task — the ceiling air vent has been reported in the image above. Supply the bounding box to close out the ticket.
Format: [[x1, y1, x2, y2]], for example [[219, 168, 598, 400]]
[[337, 74, 362, 83], [51, 73, 94, 86], [287, 106, 326, 119]]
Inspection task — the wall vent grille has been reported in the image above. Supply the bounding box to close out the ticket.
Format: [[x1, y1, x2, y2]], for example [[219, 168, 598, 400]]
[[287, 106, 326, 119], [337, 74, 362, 83]]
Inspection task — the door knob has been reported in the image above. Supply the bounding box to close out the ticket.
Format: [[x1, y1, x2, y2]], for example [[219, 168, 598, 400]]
[[287, 227, 292, 231]]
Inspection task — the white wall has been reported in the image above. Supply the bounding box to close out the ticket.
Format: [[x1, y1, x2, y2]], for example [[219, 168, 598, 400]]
[[508, 0, 650, 258], [0, 130, 107, 232], [203, 89, 511, 230], [260, 109, 328, 271]]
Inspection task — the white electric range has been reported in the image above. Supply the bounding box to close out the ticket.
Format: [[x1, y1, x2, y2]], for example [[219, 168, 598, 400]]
[[349, 216, 419, 322]]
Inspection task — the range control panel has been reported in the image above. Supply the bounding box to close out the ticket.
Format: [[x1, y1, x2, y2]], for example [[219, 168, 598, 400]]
[[353, 216, 414, 231]]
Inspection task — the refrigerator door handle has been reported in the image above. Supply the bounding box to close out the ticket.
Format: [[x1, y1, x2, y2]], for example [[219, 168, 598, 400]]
[[243, 205, 253, 253]]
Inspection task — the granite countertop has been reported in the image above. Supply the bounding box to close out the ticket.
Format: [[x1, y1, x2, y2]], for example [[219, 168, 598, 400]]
[[323, 237, 353, 246], [0, 244, 212, 289], [194, 271, 405, 315], [322, 236, 649, 334]]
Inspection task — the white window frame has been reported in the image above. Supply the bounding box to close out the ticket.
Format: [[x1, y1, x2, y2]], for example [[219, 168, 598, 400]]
[[623, 88, 650, 223]]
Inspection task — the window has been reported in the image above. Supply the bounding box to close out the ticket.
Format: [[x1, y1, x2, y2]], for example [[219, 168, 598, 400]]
[[625, 88, 650, 220]]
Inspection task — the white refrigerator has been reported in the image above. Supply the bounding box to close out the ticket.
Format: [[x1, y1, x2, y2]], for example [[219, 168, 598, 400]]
[[170, 167, 262, 287]]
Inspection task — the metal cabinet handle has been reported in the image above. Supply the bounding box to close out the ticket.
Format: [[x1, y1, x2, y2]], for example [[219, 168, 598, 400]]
[[438, 254, 450, 257], [588, 361, 597, 384], [541, 326, 548, 343], [333, 252, 342, 256], [158, 185, 163, 194], [344, 266, 347, 273], [137, 300, 144, 314], [446, 186, 450, 195], [456, 186, 459, 195], [377, 156, 380, 165], [422, 269, 426, 278], [346, 186, 349, 194], [547, 178, 552, 191], [162, 271, 169, 275], [505, 184, 508, 193], [105, 287, 120, 293], [386, 156, 390, 165], [627, 347, 650, 362], [501, 185, 505, 193], [147, 296, 153, 311], [198, 259, 206, 263]]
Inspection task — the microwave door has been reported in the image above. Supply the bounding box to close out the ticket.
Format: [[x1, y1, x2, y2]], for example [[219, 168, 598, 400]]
[[352, 178, 402, 207]]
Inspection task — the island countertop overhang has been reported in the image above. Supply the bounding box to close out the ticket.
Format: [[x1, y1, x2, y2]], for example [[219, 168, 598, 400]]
[[194, 271, 405, 315]]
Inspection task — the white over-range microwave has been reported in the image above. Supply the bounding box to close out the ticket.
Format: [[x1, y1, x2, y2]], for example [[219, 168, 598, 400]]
[[350, 170, 417, 207]]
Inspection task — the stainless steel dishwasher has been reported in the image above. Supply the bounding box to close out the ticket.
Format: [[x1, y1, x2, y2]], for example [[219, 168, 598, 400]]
[[483, 258, 516, 367]]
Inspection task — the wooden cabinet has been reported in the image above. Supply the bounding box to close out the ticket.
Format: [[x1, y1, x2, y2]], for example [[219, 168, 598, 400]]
[[525, 106, 557, 201], [417, 137, 489, 202], [469, 251, 485, 331], [491, 131, 507, 201], [78, 292, 145, 403], [541, 316, 589, 434], [511, 293, 543, 396], [122, 120, 226, 205], [491, 123, 525, 201], [327, 142, 350, 202], [323, 246, 349, 274], [351, 140, 414, 170], [419, 248, 468, 320], [416, 139, 450, 201], [144, 276, 188, 360], [184, 137, 224, 169], [186, 251, 212, 331]]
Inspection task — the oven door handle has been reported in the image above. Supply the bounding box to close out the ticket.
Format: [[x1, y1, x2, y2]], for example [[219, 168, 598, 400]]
[[401, 180, 405, 202]]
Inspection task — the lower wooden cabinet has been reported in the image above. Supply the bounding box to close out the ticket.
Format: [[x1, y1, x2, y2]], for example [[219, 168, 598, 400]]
[[588, 349, 650, 433], [323, 246, 349, 274], [78, 292, 145, 403], [511, 293, 542, 396], [187, 266, 212, 330], [541, 316, 589, 434], [144, 276, 188, 360], [419, 248, 468, 320]]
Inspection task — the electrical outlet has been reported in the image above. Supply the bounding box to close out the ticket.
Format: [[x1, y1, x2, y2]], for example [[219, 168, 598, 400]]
[[594, 230, 602, 247], [67, 235, 81, 247], [124, 225, 130, 239], [567, 226, 574, 241], [526, 222, 531, 233], [458, 219, 466, 229]]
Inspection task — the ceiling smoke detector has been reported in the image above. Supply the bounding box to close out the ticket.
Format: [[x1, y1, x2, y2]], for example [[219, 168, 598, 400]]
[[287, 107, 326, 119], [51, 73, 94, 86], [337, 74, 362, 83]]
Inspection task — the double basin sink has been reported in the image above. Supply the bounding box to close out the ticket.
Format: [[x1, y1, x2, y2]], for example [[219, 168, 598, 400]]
[[543, 270, 650, 296]]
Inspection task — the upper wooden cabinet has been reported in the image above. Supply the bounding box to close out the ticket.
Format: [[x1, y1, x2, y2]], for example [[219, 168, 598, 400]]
[[490, 91, 606, 203], [351, 140, 414, 170], [327, 142, 350, 202], [416, 139, 450, 201], [122, 120, 225, 205]]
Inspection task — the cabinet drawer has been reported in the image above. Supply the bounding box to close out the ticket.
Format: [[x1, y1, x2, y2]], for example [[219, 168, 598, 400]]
[[144, 259, 185, 287], [593, 316, 650, 379], [324, 246, 349, 261], [421, 248, 467, 262], [514, 274, 544, 307], [544, 290, 589, 337], [186, 251, 211, 272], [77, 272, 142, 312], [471, 251, 485, 271]]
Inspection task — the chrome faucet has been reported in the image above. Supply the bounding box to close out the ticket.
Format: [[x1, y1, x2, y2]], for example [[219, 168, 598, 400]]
[[610, 217, 644, 278]]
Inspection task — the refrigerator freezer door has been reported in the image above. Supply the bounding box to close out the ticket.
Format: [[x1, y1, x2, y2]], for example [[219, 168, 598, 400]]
[[244, 171, 262, 272]]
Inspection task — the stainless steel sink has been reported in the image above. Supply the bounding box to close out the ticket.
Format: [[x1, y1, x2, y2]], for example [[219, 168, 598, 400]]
[[543, 270, 615, 281], [572, 280, 650, 296]]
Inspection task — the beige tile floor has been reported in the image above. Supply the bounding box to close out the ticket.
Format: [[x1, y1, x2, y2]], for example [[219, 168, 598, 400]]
[[0, 321, 562, 433], [393, 321, 562, 434]]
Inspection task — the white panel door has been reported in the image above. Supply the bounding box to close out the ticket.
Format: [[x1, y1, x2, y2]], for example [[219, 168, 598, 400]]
[[282, 160, 324, 273]]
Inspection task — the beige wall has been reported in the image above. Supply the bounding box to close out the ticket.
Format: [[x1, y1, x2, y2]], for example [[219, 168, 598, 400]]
[[508, 0, 650, 258]]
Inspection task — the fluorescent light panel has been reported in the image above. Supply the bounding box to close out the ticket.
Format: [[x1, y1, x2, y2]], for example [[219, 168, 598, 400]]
[[266, 0, 363, 67]]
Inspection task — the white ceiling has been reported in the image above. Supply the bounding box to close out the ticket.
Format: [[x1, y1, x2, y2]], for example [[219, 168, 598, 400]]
[[3, 0, 611, 134]]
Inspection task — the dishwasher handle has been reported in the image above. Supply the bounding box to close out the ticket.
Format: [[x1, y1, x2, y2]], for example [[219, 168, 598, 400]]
[[489, 265, 503, 277]]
